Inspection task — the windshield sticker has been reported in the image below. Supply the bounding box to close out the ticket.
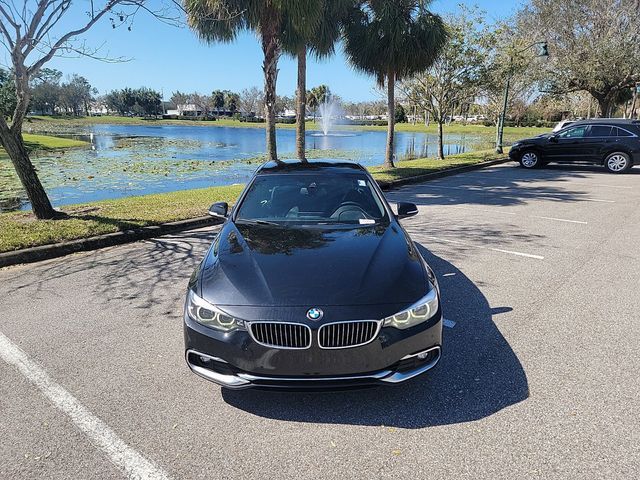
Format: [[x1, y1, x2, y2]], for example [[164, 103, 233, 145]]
[[359, 219, 375, 224], [358, 179, 366, 186]]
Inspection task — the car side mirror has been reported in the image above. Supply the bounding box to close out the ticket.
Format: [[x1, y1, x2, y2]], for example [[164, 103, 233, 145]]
[[397, 202, 418, 219], [549, 135, 559, 143], [208, 202, 228, 218]]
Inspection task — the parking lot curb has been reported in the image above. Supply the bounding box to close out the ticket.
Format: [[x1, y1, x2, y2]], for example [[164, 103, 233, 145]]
[[0, 157, 509, 268], [376, 157, 510, 190], [0, 216, 224, 268]]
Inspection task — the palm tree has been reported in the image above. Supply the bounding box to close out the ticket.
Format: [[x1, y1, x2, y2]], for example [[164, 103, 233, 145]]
[[281, 1, 353, 161], [307, 90, 319, 121], [344, 0, 447, 168], [211, 90, 225, 117], [184, 0, 320, 163]]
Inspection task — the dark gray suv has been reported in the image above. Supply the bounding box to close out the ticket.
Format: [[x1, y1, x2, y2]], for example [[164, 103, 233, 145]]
[[509, 119, 640, 173]]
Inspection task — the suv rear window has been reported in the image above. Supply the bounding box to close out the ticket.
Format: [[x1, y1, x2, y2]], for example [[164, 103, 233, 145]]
[[614, 127, 634, 137], [588, 125, 613, 137]]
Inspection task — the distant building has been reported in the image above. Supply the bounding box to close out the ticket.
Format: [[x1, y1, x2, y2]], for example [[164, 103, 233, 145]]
[[88, 102, 109, 116], [176, 104, 203, 117], [281, 108, 296, 118], [345, 114, 386, 121]]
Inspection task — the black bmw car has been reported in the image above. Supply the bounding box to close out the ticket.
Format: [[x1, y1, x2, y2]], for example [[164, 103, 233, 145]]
[[184, 160, 442, 389], [509, 119, 640, 173]]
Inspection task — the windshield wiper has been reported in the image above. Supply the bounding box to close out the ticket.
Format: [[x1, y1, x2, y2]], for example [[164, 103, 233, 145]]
[[235, 219, 283, 227]]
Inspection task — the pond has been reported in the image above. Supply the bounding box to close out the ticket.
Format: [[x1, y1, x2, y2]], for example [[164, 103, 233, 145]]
[[0, 124, 492, 211]]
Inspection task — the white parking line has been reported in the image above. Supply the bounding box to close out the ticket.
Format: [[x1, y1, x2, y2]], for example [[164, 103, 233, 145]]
[[532, 216, 587, 224], [0, 332, 171, 480], [448, 205, 517, 216], [444, 205, 587, 225], [580, 198, 615, 203], [583, 183, 634, 190], [490, 248, 545, 259], [458, 174, 635, 190], [415, 185, 615, 203], [424, 235, 544, 260]]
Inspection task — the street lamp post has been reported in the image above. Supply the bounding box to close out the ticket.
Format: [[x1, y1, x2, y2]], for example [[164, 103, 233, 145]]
[[495, 41, 549, 154]]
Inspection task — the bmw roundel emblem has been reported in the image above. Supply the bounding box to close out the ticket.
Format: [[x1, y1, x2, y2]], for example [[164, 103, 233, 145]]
[[306, 308, 323, 321]]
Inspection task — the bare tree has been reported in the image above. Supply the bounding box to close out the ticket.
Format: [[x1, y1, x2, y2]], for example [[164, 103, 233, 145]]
[[189, 92, 212, 117], [401, 6, 486, 159], [0, 0, 177, 219], [238, 87, 263, 117]]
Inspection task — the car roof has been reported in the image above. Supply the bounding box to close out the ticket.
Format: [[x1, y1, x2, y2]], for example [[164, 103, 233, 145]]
[[570, 118, 640, 126], [257, 158, 367, 175]]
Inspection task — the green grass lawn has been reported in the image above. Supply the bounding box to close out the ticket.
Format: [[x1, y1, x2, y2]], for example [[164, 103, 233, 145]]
[[370, 149, 505, 182], [27, 114, 307, 130], [0, 149, 507, 253], [28, 114, 549, 137], [0, 133, 87, 162]]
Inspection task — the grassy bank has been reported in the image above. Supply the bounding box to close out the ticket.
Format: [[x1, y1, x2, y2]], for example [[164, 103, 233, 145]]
[[369, 149, 505, 182], [27, 114, 548, 137], [0, 133, 87, 161], [27, 115, 309, 130], [0, 149, 506, 253]]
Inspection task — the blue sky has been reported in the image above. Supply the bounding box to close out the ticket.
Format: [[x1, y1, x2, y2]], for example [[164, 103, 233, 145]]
[[2, 0, 521, 102]]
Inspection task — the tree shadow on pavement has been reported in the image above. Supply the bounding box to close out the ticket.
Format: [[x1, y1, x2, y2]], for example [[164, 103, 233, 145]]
[[0, 229, 216, 314], [384, 163, 629, 208], [222, 244, 529, 428]]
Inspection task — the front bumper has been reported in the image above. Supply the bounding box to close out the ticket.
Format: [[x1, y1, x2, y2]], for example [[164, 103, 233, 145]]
[[186, 346, 441, 389], [184, 312, 442, 390]]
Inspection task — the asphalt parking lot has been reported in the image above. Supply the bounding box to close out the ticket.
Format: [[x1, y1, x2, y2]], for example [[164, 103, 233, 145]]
[[1, 162, 639, 479]]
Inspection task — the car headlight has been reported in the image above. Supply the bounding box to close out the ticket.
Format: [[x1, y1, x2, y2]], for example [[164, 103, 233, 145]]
[[186, 289, 244, 331], [383, 286, 439, 329]]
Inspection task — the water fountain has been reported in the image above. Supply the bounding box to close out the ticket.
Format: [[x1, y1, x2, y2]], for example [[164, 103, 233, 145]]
[[319, 96, 338, 135], [312, 94, 354, 137]]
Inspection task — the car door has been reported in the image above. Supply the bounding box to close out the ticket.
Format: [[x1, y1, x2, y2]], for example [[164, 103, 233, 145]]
[[584, 125, 615, 163], [546, 125, 590, 162]]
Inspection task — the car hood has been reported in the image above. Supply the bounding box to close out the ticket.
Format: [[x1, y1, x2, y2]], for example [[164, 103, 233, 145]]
[[198, 221, 427, 308], [515, 134, 550, 144]]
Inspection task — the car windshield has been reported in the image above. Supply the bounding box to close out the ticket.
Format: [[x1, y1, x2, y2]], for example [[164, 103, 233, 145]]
[[235, 172, 389, 226]]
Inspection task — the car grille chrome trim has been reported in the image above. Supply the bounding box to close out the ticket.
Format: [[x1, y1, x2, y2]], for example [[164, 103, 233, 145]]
[[237, 370, 393, 382], [318, 320, 382, 349], [247, 321, 312, 349]]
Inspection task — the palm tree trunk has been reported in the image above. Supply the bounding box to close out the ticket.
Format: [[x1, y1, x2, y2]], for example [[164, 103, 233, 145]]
[[437, 119, 444, 160], [384, 70, 396, 169], [0, 117, 57, 219], [296, 47, 307, 162], [261, 27, 280, 164]]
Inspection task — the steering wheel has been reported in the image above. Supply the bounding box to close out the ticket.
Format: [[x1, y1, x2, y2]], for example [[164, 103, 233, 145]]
[[330, 201, 369, 221]]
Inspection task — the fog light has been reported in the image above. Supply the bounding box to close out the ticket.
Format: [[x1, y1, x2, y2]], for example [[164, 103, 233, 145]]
[[199, 355, 211, 364], [416, 351, 430, 360]]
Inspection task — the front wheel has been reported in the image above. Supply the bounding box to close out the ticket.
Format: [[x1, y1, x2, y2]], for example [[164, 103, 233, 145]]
[[519, 150, 541, 169], [604, 152, 632, 173]]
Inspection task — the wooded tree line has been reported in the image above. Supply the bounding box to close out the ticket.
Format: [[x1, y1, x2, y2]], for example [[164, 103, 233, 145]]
[[104, 88, 162, 116], [165, 84, 334, 119], [0, 68, 96, 117]]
